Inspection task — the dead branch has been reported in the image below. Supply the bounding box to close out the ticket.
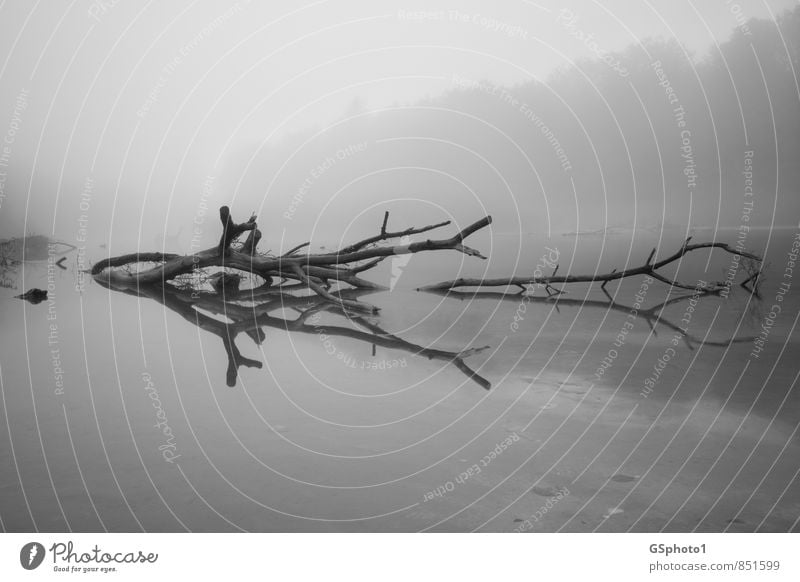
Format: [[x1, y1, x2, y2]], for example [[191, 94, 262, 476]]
[[419, 237, 762, 293], [91, 206, 492, 313], [241, 228, 262, 255], [90, 252, 181, 276], [88, 207, 764, 391], [218, 206, 256, 255], [336, 210, 452, 254], [289, 263, 379, 314], [281, 241, 310, 257]]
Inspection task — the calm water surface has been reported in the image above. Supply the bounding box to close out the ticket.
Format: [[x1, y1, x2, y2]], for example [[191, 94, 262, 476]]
[[1, 228, 798, 532]]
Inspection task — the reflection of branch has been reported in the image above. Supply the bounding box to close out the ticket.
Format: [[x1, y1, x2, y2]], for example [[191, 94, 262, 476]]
[[419, 238, 762, 292], [221, 326, 263, 386], [98, 280, 491, 389], [342, 313, 491, 389], [424, 288, 756, 351]]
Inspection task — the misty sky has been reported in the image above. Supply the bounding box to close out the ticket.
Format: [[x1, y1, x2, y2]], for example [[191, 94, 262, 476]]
[[0, 0, 797, 250]]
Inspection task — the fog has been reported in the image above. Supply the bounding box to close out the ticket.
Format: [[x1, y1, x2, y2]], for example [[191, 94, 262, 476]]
[[2, 1, 800, 538], [0, 1, 798, 254]]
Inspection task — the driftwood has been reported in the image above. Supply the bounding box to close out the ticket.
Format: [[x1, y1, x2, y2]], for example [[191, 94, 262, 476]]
[[91, 206, 492, 314], [91, 206, 763, 305], [88, 206, 765, 390], [418, 238, 762, 294], [87, 206, 496, 387]]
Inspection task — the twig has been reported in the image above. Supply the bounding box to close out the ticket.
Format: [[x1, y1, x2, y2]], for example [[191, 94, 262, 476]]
[[289, 264, 379, 314], [336, 211, 452, 254], [281, 241, 310, 257]]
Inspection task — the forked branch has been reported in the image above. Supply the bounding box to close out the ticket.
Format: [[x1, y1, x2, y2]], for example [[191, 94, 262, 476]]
[[419, 237, 762, 293]]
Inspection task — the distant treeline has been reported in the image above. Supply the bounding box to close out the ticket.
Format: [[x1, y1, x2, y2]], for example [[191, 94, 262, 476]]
[[229, 8, 799, 236]]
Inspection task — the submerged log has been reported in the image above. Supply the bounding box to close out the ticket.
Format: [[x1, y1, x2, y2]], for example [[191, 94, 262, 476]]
[[15, 288, 48, 304]]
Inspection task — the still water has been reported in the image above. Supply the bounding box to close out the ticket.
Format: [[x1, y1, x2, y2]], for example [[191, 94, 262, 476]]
[[1, 228, 798, 532]]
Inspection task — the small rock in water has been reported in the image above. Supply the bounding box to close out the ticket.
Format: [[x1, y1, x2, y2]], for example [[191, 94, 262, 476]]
[[513, 518, 523, 523], [611, 474, 639, 483], [15, 288, 48, 304]]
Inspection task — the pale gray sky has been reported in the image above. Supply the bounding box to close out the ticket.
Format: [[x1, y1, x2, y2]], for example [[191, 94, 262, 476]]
[[1, 1, 794, 138], [0, 0, 796, 241]]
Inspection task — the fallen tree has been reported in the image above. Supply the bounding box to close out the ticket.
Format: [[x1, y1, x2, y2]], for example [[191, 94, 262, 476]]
[[91, 206, 491, 314], [91, 206, 764, 312], [89, 206, 764, 390]]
